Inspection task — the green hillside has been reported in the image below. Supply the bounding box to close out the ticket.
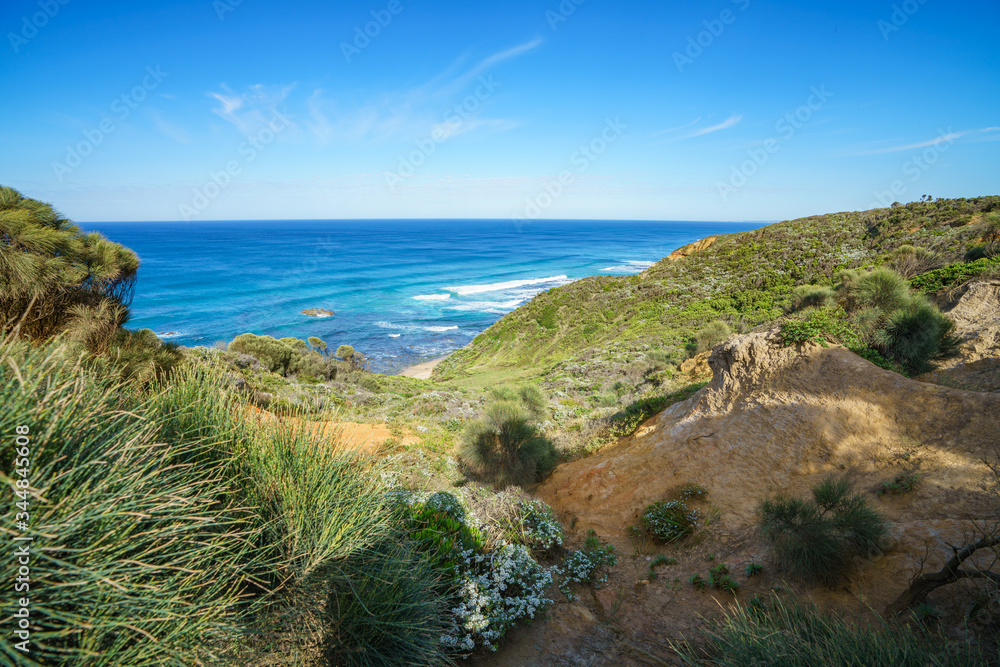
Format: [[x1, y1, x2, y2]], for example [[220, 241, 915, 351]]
[[437, 197, 1000, 383]]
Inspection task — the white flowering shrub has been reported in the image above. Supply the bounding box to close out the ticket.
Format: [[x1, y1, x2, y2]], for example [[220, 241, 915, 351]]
[[557, 530, 617, 601], [518, 500, 564, 551], [642, 484, 707, 542], [441, 543, 554, 654], [392, 489, 559, 656]]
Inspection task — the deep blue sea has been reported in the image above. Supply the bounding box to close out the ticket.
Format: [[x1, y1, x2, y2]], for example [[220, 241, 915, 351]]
[[81, 220, 765, 373]]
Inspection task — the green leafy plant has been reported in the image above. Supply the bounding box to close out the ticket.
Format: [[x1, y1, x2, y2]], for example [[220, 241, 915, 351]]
[[758, 476, 888, 585], [745, 562, 763, 577], [558, 530, 618, 601], [647, 555, 677, 580], [878, 472, 921, 496], [642, 499, 701, 543]]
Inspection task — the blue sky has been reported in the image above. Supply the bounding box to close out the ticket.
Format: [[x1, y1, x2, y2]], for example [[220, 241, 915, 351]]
[[1, 0, 997, 222]]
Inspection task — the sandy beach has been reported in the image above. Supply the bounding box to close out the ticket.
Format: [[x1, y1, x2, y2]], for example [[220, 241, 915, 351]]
[[399, 354, 450, 379]]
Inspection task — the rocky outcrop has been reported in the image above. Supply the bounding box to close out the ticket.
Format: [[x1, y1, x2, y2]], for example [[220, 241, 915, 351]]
[[666, 236, 717, 261], [301, 308, 335, 318], [922, 280, 1000, 391], [539, 330, 1000, 612]]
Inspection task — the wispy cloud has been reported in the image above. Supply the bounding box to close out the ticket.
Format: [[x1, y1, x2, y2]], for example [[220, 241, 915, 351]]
[[855, 126, 1000, 155], [208, 83, 296, 135], [686, 114, 743, 137], [651, 117, 702, 137], [655, 114, 742, 143]]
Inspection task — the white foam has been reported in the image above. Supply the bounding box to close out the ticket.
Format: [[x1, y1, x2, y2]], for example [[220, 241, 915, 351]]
[[600, 260, 656, 271], [156, 331, 183, 339], [447, 299, 524, 314], [447, 275, 569, 296], [388, 333, 401, 338], [374, 321, 397, 329], [422, 326, 459, 332], [413, 293, 451, 301]]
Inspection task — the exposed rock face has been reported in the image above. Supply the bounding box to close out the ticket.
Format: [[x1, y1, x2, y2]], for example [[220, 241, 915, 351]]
[[923, 280, 1000, 391], [538, 330, 1000, 609], [666, 236, 717, 261]]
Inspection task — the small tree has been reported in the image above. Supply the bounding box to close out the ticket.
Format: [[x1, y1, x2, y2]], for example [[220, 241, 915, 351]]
[[336, 344, 355, 363], [308, 336, 327, 355]]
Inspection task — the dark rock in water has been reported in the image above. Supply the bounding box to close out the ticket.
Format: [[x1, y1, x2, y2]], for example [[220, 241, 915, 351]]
[[160, 331, 178, 336], [302, 308, 335, 318]]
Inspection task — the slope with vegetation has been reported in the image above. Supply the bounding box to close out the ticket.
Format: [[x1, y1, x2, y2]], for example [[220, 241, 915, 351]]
[[3, 186, 1000, 665]]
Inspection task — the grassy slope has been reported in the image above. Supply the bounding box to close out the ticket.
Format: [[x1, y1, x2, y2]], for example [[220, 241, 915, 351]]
[[436, 197, 999, 383]]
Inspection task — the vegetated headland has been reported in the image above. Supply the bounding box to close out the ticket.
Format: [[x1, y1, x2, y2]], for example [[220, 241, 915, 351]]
[[2, 185, 1000, 666]]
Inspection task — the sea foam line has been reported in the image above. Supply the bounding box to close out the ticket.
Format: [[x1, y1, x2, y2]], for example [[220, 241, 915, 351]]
[[413, 293, 451, 301], [446, 275, 570, 296]]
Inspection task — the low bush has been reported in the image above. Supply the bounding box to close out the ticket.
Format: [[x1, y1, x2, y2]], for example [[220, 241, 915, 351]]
[[789, 284, 836, 311], [459, 396, 557, 488], [695, 320, 732, 353], [757, 476, 887, 585], [878, 472, 921, 496], [671, 594, 983, 666], [558, 530, 617, 601], [230, 332, 334, 379]]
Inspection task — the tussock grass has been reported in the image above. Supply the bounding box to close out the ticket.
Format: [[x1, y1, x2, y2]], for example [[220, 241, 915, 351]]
[[671, 595, 983, 666]]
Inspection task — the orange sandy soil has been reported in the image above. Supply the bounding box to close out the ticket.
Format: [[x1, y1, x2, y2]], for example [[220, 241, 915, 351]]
[[244, 405, 421, 456]]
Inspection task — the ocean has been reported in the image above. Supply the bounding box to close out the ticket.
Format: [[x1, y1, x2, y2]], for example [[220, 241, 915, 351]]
[[82, 219, 765, 373]]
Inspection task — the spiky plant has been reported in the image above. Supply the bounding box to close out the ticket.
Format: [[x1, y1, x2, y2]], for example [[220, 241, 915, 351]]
[[0, 186, 139, 341]]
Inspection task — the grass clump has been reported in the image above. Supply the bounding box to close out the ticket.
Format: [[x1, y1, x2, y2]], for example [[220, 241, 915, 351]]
[[758, 476, 888, 585], [878, 472, 921, 496], [459, 387, 557, 488], [641, 484, 708, 543], [695, 320, 732, 353], [671, 595, 982, 666]]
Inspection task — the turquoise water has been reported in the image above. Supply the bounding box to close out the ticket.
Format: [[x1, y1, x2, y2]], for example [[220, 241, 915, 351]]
[[82, 219, 765, 373]]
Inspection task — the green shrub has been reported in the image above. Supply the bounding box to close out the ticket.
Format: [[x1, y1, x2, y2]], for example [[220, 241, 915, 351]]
[[758, 476, 888, 585], [230, 332, 333, 379], [0, 186, 139, 343], [488, 384, 548, 421], [695, 320, 732, 353], [875, 299, 958, 374], [878, 472, 921, 496], [707, 563, 739, 593], [459, 396, 557, 488], [642, 499, 700, 543], [890, 244, 942, 278], [789, 284, 836, 311], [558, 530, 617, 600], [104, 327, 183, 383], [671, 594, 982, 666], [910, 256, 1000, 293]]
